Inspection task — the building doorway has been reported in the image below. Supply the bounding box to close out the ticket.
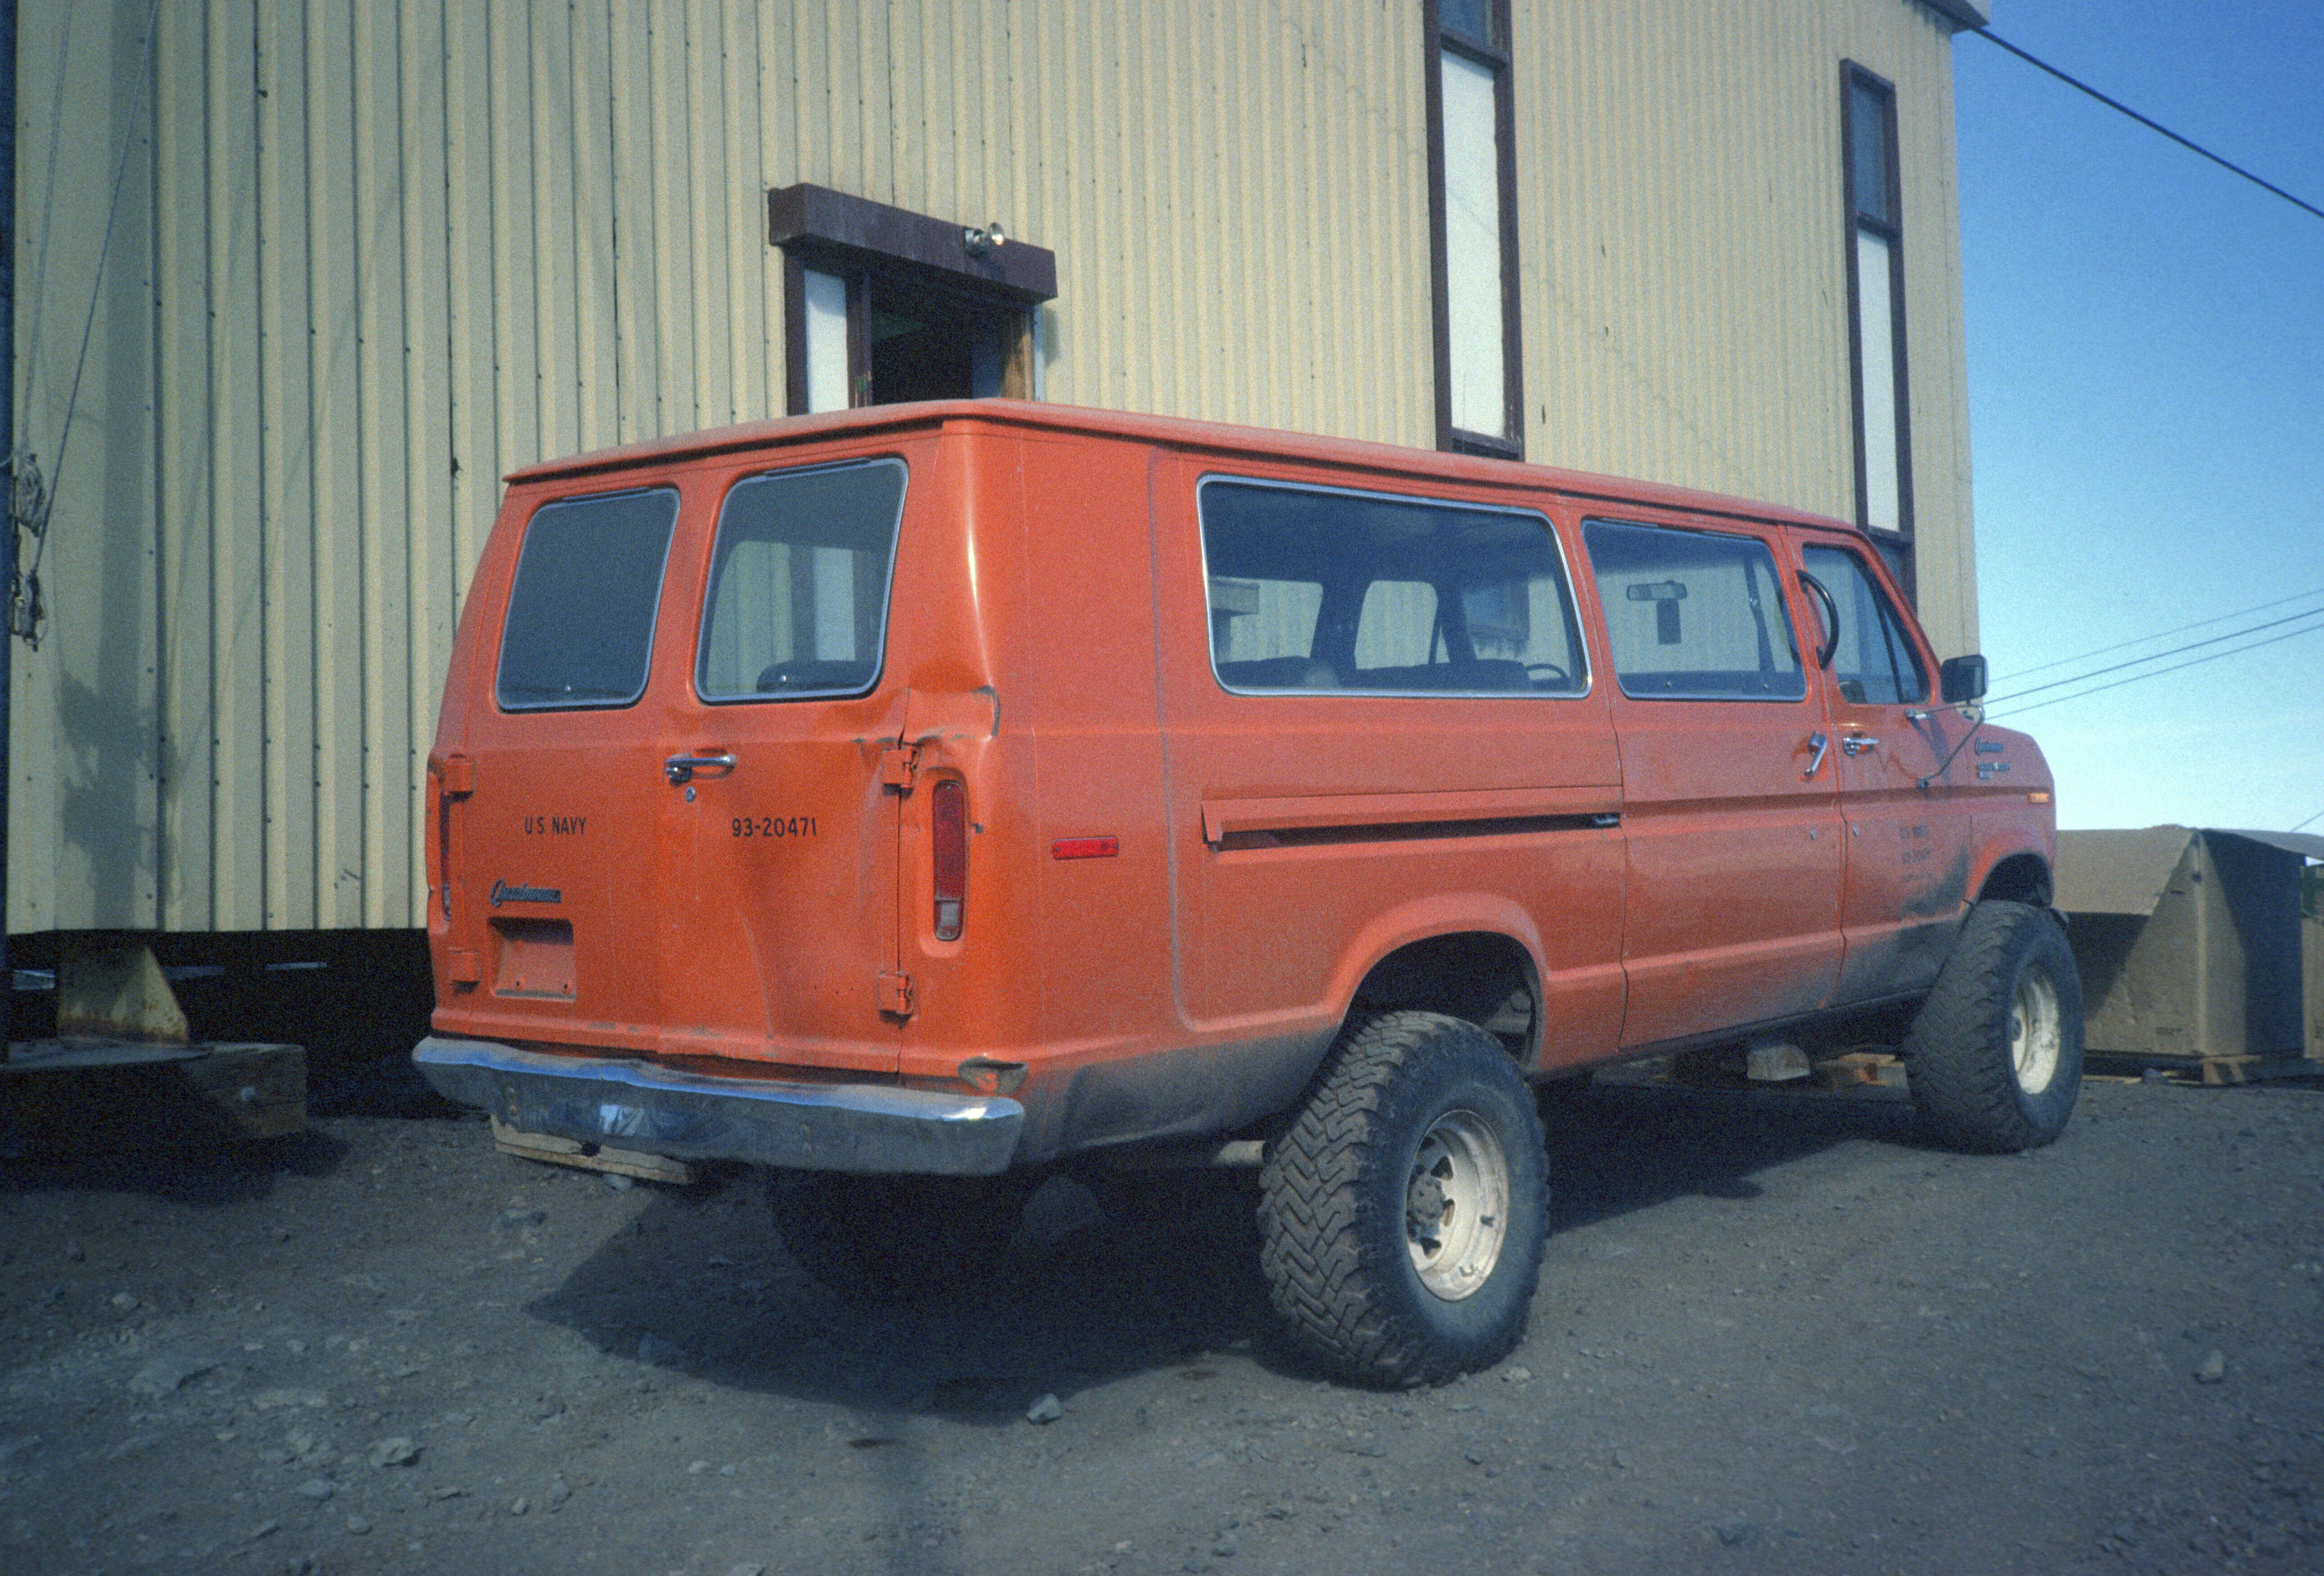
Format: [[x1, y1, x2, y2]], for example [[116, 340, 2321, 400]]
[[771, 184, 1055, 416]]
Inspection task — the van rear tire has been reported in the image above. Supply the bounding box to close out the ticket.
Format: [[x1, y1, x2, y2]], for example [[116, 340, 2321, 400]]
[[1257, 1011, 1548, 1387], [1902, 899, 2084, 1153]]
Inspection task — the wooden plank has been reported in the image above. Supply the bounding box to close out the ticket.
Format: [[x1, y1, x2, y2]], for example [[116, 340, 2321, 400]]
[[2, 1042, 307, 1154], [1813, 1051, 1907, 1092], [489, 1116, 694, 1184], [2199, 1056, 2324, 1088], [2086, 1051, 2324, 1087], [1609, 1046, 1910, 1101]]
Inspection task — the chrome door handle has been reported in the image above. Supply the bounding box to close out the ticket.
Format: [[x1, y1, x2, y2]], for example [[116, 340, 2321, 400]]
[[1842, 734, 1879, 756], [664, 752, 737, 785], [1803, 732, 1830, 780]]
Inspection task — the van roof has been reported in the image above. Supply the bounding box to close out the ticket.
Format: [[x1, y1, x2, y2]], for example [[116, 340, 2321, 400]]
[[506, 399, 1865, 539]]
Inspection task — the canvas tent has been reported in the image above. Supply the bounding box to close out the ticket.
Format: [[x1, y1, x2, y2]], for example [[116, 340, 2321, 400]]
[[2054, 827, 2324, 1076]]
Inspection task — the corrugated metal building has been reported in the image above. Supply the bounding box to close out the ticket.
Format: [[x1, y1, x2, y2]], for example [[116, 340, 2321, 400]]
[[9, 0, 1989, 948]]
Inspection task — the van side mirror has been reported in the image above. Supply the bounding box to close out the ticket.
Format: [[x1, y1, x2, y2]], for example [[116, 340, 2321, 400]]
[[1939, 654, 1988, 705]]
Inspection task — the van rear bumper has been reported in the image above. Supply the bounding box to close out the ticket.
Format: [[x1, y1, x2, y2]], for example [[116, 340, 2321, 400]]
[[411, 1036, 1024, 1175]]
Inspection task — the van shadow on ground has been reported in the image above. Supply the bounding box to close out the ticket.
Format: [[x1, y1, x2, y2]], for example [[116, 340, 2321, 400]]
[[0, 1124, 350, 1205], [1546, 1078, 1918, 1232], [523, 1080, 1918, 1413]]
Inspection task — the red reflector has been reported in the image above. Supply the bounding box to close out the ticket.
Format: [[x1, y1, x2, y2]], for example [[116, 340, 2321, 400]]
[[931, 780, 968, 941], [1052, 836, 1119, 860]]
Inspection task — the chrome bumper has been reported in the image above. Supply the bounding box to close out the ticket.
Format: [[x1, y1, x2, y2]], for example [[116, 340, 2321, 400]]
[[411, 1036, 1024, 1175]]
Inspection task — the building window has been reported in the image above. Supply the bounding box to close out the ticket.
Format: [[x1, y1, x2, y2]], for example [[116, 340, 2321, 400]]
[[768, 184, 1058, 415], [1427, 0, 1522, 459], [1843, 65, 1913, 597]]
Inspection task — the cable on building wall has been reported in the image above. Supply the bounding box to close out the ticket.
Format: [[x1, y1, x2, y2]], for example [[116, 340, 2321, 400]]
[[9, 0, 162, 649]]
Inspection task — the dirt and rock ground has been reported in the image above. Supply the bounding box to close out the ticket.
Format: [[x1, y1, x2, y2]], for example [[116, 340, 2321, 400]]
[[3, 1066, 2321, 1576]]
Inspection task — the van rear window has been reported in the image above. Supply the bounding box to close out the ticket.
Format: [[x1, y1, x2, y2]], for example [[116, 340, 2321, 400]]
[[696, 459, 908, 701], [496, 487, 680, 711], [1198, 479, 1587, 696]]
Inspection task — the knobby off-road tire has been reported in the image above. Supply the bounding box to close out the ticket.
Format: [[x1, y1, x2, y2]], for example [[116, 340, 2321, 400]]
[[1902, 899, 2085, 1153], [1257, 1011, 1549, 1387], [771, 1171, 1032, 1303]]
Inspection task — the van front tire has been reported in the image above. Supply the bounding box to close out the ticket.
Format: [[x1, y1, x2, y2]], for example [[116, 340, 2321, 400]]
[[1257, 1011, 1548, 1387], [1903, 900, 2085, 1153]]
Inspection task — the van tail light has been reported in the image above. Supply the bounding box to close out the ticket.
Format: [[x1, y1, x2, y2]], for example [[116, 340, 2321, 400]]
[[931, 779, 968, 941], [431, 754, 475, 919]]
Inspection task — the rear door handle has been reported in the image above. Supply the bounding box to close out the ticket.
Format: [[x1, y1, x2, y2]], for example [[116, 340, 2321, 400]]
[[1803, 732, 1830, 780], [664, 752, 737, 785]]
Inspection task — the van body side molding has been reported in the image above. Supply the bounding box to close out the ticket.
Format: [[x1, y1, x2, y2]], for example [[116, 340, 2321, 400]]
[[1202, 786, 1622, 848], [412, 1036, 1022, 1175]]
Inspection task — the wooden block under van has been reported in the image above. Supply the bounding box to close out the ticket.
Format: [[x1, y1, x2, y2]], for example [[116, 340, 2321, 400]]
[[1, 1039, 307, 1154], [489, 1115, 693, 1184]]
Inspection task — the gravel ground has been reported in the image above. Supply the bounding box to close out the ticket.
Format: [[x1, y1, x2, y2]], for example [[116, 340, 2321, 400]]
[[2, 1072, 2320, 1576]]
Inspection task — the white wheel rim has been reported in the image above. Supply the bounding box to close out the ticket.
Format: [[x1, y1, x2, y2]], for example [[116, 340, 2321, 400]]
[[1404, 1110, 1510, 1302], [2011, 965, 2062, 1096]]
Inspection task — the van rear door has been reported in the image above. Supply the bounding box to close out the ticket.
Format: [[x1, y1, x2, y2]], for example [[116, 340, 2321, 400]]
[[652, 454, 915, 1073], [434, 452, 915, 1076], [437, 482, 689, 1055]]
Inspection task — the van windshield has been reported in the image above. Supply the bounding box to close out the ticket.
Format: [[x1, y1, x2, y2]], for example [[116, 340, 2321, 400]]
[[696, 459, 909, 701], [496, 487, 680, 711]]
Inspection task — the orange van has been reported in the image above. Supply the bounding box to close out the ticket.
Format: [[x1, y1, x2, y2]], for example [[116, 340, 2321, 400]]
[[415, 401, 2081, 1385]]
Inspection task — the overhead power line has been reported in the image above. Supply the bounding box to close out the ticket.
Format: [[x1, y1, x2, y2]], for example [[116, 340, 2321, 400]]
[[1985, 604, 2324, 707], [1985, 616, 2324, 720], [1992, 585, 2324, 686], [1974, 29, 2324, 225]]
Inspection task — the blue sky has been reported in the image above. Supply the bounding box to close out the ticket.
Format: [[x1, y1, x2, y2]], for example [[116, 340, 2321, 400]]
[[1953, 4, 2324, 832]]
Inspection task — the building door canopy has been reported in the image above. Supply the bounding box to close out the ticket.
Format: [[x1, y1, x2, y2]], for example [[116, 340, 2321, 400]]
[[768, 183, 1057, 413]]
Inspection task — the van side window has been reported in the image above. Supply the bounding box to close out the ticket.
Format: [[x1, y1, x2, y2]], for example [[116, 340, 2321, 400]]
[[696, 458, 908, 701], [1200, 479, 1586, 696], [1582, 519, 1806, 701], [496, 486, 680, 710], [1801, 543, 1927, 705]]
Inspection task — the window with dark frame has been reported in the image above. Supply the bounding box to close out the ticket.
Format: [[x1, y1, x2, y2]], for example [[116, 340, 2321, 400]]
[[768, 184, 1058, 416], [1199, 478, 1587, 697], [496, 487, 681, 711], [1842, 64, 1915, 599], [1426, 0, 1523, 459], [1801, 543, 1928, 707], [1582, 520, 1808, 702]]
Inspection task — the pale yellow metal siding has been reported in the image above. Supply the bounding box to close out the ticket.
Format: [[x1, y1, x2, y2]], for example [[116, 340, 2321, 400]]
[[775, 0, 1435, 439], [9, 0, 1976, 934], [11, 3, 165, 934], [11, 0, 811, 933], [1510, 0, 1976, 656]]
